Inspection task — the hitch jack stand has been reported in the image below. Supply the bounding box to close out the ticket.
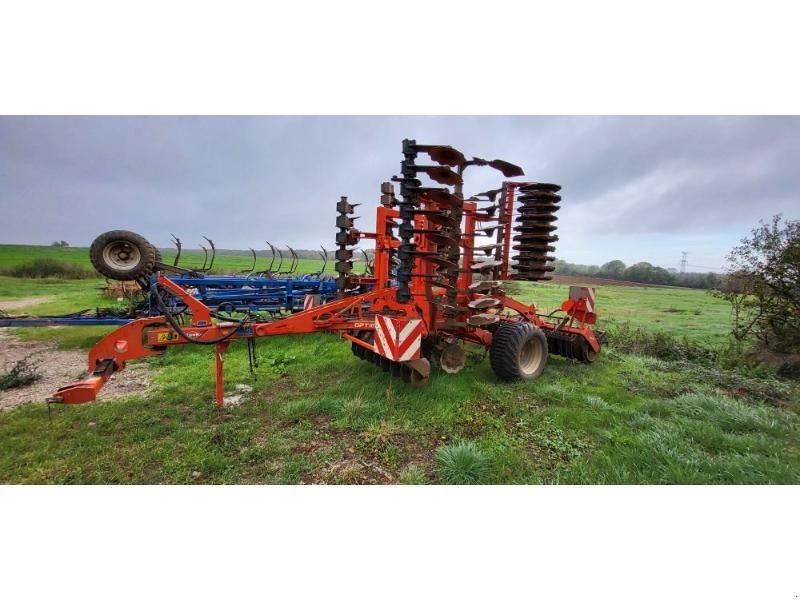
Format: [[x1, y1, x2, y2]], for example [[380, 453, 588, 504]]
[[215, 342, 229, 406]]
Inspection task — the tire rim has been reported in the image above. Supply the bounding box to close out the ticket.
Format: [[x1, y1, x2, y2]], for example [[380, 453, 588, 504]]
[[518, 336, 544, 376], [102, 241, 142, 272]]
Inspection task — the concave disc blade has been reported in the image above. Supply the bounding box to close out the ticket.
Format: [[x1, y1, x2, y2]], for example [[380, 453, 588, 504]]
[[469, 280, 502, 292], [417, 166, 462, 186], [422, 145, 467, 167], [519, 182, 561, 193], [468, 297, 501, 309], [418, 187, 457, 204], [513, 243, 556, 252], [488, 159, 524, 177], [468, 313, 500, 326]]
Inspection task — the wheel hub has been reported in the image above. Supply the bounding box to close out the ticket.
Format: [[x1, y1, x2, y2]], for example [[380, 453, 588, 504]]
[[103, 242, 141, 271]]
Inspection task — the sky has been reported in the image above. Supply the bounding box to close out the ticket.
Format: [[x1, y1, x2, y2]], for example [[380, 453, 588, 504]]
[[1, 116, 797, 272]]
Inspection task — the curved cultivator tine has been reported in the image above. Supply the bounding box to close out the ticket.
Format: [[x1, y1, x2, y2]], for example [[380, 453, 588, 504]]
[[202, 236, 216, 272], [199, 244, 209, 271], [318, 246, 329, 275], [286, 246, 299, 275], [274, 245, 284, 274], [265, 242, 277, 275], [240, 248, 257, 274], [170, 234, 182, 267]]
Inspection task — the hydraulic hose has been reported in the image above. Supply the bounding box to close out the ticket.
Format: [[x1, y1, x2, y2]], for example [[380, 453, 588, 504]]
[[151, 283, 249, 346]]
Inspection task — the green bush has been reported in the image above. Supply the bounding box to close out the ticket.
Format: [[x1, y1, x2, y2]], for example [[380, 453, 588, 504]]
[[605, 322, 717, 363], [1, 258, 94, 279], [686, 363, 796, 407], [0, 357, 41, 390], [435, 440, 490, 484]]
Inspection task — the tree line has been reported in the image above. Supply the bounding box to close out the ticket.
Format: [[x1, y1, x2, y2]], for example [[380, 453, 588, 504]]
[[552, 258, 724, 289]]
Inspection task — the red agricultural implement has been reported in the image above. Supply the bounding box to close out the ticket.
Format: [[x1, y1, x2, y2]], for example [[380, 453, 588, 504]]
[[50, 140, 601, 407]]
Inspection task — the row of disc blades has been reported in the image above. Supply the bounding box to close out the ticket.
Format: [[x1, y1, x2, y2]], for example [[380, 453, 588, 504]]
[[395, 140, 466, 313], [335, 196, 360, 296], [511, 182, 561, 281]]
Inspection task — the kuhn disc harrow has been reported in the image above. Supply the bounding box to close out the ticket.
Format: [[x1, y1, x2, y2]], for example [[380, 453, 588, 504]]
[[42, 139, 602, 408]]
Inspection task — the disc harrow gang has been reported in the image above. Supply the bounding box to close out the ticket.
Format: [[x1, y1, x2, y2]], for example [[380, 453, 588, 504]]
[[511, 182, 561, 281], [41, 138, 602, 408]]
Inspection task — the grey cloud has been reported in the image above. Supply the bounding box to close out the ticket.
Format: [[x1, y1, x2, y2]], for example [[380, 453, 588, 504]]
[[0, 116, 797, 265]]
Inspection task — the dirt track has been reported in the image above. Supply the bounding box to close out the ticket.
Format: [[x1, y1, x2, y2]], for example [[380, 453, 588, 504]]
[[549, 275, 681, 289], [0, 296, 54, 311], [0, 297, 149, 410]]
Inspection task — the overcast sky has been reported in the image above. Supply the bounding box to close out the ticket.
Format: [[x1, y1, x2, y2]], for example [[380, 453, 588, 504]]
[[1, 116, 797, 271]]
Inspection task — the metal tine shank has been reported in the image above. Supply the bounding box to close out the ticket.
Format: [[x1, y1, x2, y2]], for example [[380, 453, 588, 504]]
[[202, 236, 216, 272], [170, 234, 182, 267], [240, 248, 257, 274], [199, 244, 209, 271], [264, 242, 277, 275], [286, 245, 298, 275], [318, 246, 329, 275]]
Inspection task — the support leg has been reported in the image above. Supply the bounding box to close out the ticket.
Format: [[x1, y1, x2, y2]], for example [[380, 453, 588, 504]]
[[215, 342, 229, 406]]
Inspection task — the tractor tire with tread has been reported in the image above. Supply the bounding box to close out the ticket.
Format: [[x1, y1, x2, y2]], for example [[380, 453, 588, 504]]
[[490, 322, 548, 381], [90, 230, 158, 281]]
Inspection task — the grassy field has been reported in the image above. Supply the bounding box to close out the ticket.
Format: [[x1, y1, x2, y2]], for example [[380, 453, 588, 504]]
[[0, 247, 798, 484], [0, 244, 343, 275]]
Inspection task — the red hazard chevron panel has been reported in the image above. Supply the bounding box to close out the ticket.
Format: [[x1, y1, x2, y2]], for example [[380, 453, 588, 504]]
[[373, 315, 423, 362]]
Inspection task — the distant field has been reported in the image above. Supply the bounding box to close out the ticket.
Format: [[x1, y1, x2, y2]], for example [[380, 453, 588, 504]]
[[514, 281, 731, 344], [0, 244, 347, 275]]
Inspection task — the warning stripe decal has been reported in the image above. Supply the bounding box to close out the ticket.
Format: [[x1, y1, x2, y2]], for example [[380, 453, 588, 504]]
[[374, 317, 392, 358], [373, 316, 422, 362]]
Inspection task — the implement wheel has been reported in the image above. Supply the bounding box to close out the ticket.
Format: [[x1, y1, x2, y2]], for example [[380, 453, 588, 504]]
[[90, 230, 158, 281], [490, 322, 548, 382], [581, 338, 598, 363]]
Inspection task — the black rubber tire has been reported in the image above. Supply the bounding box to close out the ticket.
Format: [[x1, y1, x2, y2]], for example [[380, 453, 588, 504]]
[[90, 230, 158, 281], [490, 322, 548, 382]]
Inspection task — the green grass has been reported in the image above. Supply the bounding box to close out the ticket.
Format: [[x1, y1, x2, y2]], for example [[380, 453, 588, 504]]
[[513, 281, 732, 344], [0, 245, 98, 269], [1, 335, 796, 484], [0, 246, 797, 484], [0, 276, 113, 311], [0, 244, 342, 276]]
